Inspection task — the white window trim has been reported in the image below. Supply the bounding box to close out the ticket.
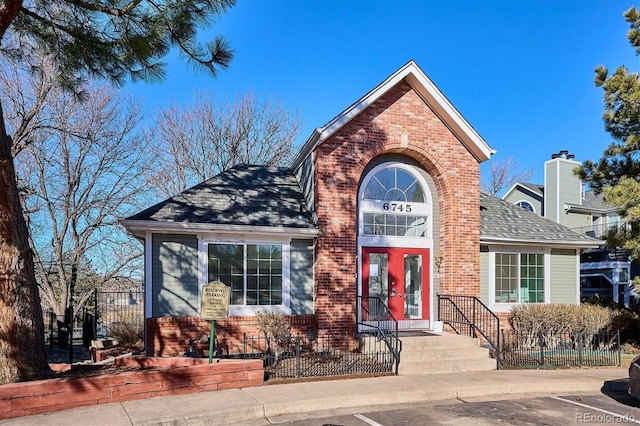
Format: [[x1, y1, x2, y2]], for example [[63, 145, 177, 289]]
[[358, 162, 433, 239], [515, 200, 536, 214], [198, 236, 291, 316], [488, 246, 551, 313]]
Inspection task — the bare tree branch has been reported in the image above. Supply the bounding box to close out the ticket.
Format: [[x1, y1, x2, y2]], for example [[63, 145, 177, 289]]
[[481, 156, 535, 197]]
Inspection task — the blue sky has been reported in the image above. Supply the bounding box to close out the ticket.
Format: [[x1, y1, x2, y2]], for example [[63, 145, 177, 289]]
[[126, 0, 640, 185]]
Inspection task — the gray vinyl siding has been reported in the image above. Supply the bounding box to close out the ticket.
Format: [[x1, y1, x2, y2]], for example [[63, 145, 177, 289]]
[[549, 248, 579, 304], [545, 159, 582, 226], [290, 239, 315, 315], [152, 234, 199, 317], [479, 246, 489, 305], [503, 190, 543, 216], [565, 211, 592, 231], [545, 161, 560, 223], [421, 168, 440, 309], [295, 155, 314, 213]]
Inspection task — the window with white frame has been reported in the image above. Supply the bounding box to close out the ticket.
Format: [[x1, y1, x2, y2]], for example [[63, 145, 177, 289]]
[[494, 252, 545, 303], [207, 243, 283, 306], [359, 163, 431, 238], [515, 200, 535, 213]]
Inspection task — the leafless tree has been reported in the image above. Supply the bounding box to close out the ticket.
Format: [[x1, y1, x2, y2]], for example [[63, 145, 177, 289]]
[[149, 91, 302, 197], [5, 61, 150, 321], [481, 156, 535, 196], [0, 0, 233, 384]]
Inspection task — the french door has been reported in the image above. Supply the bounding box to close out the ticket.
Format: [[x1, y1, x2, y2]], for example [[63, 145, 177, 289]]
[[361, 246, 430, 320]]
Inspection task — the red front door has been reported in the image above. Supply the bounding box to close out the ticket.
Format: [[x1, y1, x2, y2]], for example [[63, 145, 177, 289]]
[[362, 247, 430, 320]]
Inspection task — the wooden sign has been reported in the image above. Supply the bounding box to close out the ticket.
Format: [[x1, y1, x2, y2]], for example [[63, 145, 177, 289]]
[[200, 281, 230, 320]]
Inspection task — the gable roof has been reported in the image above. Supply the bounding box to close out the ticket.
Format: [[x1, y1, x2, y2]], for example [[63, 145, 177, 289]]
[[502, 182, 544, 200], [480, 192, 600, 248], [291, 60, 495, 169], [121, 164, 318, 238]]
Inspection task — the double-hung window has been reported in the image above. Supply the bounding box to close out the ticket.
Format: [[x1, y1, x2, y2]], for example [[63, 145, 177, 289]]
[[494, 252, 545, 304], [203, 241, 290, 315]]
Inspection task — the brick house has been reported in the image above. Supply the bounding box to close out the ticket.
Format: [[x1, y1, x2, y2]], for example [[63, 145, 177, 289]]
[[122, 61, 599, 357]]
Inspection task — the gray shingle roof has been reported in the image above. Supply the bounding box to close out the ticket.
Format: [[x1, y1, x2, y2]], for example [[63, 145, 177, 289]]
[[127, 164, 316, 229], [517, 182, 544, 196], [480, 192, 599, 246], [580, 190, 615, 211]]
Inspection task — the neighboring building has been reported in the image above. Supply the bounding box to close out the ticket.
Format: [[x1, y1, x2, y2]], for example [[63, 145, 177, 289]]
[[480, 193, 599, 314], [502, 150, 638, 306], [122, 62, 599, 357]]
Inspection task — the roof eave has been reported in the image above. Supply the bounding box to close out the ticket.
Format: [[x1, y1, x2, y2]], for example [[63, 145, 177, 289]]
[[120, 219, 319, 239], [480, 236, 601, 249], [564, 204, 618, 214]]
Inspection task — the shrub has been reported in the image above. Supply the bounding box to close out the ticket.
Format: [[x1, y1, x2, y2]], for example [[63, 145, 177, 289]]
[[108, 322, 144, 348], [255, 310, 292, 365], [508, 303, 613, 335]]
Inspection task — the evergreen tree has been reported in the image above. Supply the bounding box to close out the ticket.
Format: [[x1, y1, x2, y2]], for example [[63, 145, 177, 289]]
[[578, 6, 640, 271], [0, 0, 235, 384]]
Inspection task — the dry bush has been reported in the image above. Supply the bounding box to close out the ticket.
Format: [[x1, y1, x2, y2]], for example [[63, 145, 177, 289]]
[[508, 304, 614, 349], [256, 310, 292, 365], [509, 304, 613, 335], [108, 322, 144, 348]]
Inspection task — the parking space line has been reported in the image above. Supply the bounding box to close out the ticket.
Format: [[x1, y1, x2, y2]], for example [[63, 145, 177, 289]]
[[551, 396, 640, 424], [353, 413, 384, 426]]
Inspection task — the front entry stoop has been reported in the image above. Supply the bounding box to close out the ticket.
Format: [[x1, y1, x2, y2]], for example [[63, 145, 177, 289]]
[[398, 332, 496, 375]]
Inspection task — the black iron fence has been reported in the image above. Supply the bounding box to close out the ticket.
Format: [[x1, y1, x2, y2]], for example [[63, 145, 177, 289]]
[[239, 332, 396, 380], [356, 295, 402, 374], [500, 329, 621, 368], [95, 290, 144, 338]]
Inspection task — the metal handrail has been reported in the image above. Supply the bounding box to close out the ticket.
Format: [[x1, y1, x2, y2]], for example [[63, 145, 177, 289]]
[[437, 294, 501, 369], [357, 295, 402, 374]]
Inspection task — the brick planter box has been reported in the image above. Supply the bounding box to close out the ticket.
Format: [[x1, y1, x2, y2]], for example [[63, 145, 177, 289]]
[[0, 358, 263, 420]]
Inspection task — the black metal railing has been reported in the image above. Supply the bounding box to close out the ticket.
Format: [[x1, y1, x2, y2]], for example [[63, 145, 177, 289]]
[[95, 290, 144, 338], [357, 296, 402, 374], [571, 221, 630, 240], [437, 294, 501, 369], [500, 329, 621, 368], [239, 332, 397, 380]]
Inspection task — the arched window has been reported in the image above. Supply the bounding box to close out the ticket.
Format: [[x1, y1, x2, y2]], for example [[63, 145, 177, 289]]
[[516, 200, 535, 213], [362, 167, 425, 202], [359, 163, 431, 238]]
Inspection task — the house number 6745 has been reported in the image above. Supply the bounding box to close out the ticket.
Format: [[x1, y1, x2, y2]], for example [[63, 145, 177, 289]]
[[382, 202, 412, 212]]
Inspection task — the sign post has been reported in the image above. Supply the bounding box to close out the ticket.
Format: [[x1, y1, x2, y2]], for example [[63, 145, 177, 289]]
[[200, 281, 230, 364]]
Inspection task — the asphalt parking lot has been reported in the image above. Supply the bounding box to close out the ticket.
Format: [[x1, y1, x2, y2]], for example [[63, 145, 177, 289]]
[[273, 391, 640, 425]]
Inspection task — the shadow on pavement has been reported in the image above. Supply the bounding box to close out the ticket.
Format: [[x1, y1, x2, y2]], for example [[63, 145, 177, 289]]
[[601, 378, 640, 408]]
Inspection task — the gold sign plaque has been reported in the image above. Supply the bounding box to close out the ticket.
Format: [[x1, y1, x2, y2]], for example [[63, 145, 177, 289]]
[[200, 281, 230, 320]]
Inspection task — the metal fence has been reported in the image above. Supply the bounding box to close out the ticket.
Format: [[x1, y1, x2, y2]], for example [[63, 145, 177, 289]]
[[238, 332, 396, 380], [500, 329, 621, 368], [95, 290, 144, 338], [437, 294, 501, 369]]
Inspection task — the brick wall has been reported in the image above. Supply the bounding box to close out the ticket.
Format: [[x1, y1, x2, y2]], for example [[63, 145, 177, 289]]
[[313, 81, 481, 334], [146, 315, 317, 357], [0, 359, 263, 420]]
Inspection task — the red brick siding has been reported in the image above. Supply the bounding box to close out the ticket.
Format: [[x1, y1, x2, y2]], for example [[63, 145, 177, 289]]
[[146, 315, 317, 357], [0, 359, 262, 420], [313, 81, 481, 334]]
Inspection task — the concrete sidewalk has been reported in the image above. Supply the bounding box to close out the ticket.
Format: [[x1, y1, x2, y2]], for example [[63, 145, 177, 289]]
[[0, 368, 630, 426]]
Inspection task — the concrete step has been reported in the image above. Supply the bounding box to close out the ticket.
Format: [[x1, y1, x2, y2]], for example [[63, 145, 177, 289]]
[[400, 346, 493, 362], [399, 333, 483, 350], [399, 357, 497, 375], [397, 332, 496, 375]]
